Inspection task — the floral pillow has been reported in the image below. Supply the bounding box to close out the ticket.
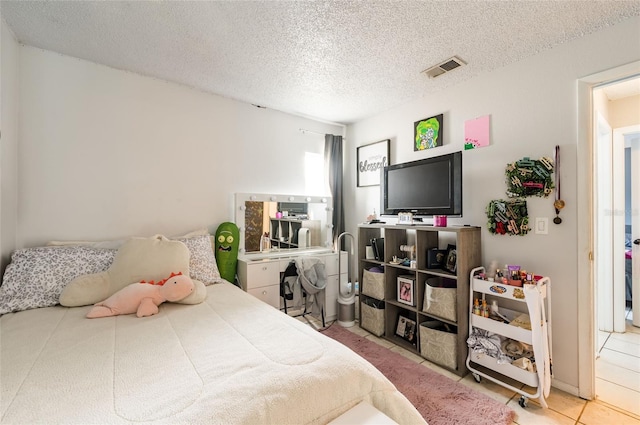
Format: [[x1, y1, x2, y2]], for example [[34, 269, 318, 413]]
[[44, 229, 222, 286], [174, 234, 222, 285], [0, 246, 116, 315]]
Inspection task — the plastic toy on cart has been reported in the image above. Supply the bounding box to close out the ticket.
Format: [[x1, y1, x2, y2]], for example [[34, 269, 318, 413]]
[[466, 266, 552, 408]]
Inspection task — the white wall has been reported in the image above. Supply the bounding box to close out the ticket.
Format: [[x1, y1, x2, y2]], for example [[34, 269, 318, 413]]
[[344, 16, 640, 392], [610, 94, 640, 129], [16, 46, 342, 248], [1, 18, 19, 272]]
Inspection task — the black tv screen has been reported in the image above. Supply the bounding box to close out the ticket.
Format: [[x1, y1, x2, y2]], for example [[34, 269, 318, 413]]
[[381, 151, 462, 217]]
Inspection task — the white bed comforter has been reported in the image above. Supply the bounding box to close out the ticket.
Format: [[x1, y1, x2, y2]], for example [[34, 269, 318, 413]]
[[1, 282, 424, 424]]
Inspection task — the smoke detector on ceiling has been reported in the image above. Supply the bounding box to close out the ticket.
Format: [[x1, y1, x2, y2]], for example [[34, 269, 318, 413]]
[[422, 56, 466, 79]]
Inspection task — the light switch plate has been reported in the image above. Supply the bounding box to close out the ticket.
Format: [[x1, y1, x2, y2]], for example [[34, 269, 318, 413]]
[[535, 217, 548, 235]]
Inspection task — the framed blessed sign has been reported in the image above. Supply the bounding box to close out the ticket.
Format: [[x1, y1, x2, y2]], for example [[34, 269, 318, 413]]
[[357, 139, 389, 187]]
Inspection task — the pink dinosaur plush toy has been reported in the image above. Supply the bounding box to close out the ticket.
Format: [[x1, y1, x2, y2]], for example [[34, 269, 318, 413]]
[[86, 272, 195, 318]]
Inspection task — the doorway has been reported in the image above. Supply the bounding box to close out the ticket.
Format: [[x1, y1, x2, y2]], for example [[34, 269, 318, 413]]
[[592, 77, 640, 415]]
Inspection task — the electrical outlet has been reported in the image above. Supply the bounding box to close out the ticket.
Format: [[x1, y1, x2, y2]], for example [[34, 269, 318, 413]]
[[535, 217, 548, 235]]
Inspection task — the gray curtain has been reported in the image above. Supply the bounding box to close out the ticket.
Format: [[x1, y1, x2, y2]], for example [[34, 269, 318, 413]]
[[324, 134, 344, 247]]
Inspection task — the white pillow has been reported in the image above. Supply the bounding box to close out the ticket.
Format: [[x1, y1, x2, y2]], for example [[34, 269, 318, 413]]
[[174, 228, 210, 238], [47, 239, 126, 250], [174, 234, 222, 285], [44, 228, 209, 250], [0, 246, 116, 315]]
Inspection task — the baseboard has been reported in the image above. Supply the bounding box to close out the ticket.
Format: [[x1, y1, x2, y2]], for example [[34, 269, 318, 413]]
[[551, 378, 582, 399]]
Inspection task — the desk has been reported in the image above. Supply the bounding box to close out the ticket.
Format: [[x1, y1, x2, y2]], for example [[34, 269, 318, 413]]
[[237, 249, 347, 321]]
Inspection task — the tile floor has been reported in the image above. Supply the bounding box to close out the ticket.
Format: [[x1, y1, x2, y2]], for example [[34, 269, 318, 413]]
[[596, 307, 640, 419], [303, 313, 640, 425]]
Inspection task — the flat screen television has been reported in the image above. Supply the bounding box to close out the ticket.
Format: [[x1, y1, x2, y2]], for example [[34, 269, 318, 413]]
[[381, 151, 462, 217]]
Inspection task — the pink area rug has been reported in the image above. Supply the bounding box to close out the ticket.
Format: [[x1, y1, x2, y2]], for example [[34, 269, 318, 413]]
[[321, 325, 515, 425]]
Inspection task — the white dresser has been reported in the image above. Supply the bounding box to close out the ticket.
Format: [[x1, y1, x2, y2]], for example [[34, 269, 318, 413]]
[[237, 250, 347, 322]]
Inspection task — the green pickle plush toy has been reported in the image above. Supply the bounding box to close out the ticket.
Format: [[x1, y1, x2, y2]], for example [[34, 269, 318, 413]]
[[215, 222, 239, 284]]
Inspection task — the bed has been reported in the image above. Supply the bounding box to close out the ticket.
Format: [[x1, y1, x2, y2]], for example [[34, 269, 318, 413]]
[[0, 234, 425, 424]]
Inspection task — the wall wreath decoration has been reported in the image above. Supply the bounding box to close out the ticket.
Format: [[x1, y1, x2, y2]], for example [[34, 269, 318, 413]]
[[505, 156, 554, 198], [486, 198, 530, 236]]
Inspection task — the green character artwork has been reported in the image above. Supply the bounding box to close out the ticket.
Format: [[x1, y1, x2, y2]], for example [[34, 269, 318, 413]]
[[414, 114, 443, 151], [215, 222, 239, 285]]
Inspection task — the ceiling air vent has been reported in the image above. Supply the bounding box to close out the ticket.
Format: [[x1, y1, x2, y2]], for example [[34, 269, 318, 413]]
[[422, 56, 466, 79]]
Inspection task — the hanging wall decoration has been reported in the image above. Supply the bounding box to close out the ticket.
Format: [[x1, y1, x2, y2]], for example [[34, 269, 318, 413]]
[[414, 114, 443, 151], [505, 156, 554, 198], [552, 145, 564, 224], [464, 115, 491, 150], [486, 198, 530, 236], [357, 139, 389, 187]]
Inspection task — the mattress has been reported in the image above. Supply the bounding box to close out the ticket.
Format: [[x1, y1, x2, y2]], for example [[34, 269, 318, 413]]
[[1, 282, 424, 424]]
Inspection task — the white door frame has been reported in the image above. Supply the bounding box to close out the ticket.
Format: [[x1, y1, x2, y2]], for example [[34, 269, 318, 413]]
[[611, 125, 627, 333], [577, 60, 640, 400], [595, 112, 614, 333], [630, 132, 640, 327], [596, 121, 629, 334]]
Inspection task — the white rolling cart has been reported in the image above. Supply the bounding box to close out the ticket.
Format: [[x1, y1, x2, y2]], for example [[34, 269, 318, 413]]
[[466, 267, 552, 408]]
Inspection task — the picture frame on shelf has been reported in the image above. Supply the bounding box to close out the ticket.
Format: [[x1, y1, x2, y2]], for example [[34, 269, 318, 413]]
[[397, 276, 415, 306], [357, 139, 389, 187], [443, 244, 457, 274], [395, 315, 417, 345], [427, 248, 446, 269]]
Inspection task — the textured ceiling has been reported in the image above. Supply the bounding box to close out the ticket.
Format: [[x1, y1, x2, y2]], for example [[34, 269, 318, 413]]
[[2, 1, 640, 124]]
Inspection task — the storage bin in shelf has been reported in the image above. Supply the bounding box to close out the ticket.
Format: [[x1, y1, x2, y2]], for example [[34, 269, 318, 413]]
[[468, 350, 538, 387], [361, 298, 385, 336], [422, 269, 458, 280], [362, 268, 385, 300], [420, 321, 457, 370], [423, 277, 457, 322]]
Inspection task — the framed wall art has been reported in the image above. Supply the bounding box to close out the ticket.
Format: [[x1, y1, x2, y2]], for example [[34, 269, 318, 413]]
[[464, 115, 491, 150], [357, 139, 389, 187], [414, 114, 443, 151]]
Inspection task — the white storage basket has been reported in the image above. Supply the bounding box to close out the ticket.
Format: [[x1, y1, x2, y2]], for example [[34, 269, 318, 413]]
[[362, 269, 385, 300], [420, 320, 457, 370], [422, 278, 457, 322], [361, 301, 385, 336]]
